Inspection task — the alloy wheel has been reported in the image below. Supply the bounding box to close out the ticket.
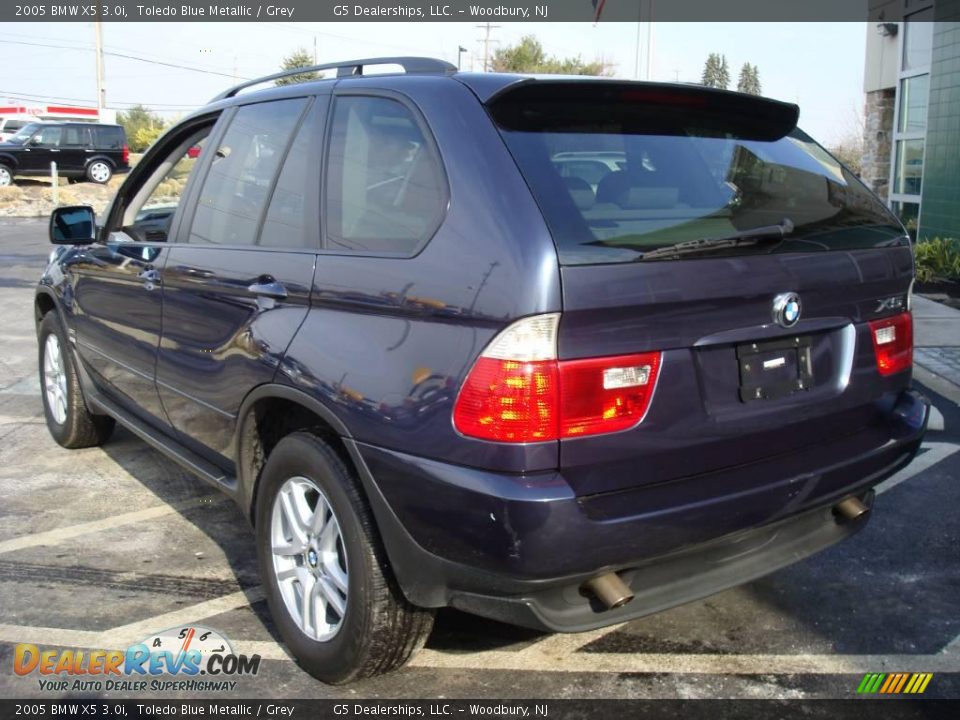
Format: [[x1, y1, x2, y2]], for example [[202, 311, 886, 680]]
[[270, 476, 349, 642], [43, 334, 68, 425]]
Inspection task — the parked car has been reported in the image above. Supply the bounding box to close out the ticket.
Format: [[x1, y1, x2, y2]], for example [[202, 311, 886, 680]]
[[0, 121, 129, 186], [36, 57, 929, 684]]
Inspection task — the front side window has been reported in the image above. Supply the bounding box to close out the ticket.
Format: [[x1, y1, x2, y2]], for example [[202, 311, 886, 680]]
[[325, 95, 445, 255], [111, 124, 213, 244], [33, 126, 62, 147], [188, 98, 307, 246]]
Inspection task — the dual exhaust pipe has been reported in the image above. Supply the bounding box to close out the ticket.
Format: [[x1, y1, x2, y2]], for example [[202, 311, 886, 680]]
[[582, 495, 871, 611]]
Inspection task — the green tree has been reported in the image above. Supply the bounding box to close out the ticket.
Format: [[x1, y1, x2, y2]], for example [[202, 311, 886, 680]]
[[276, 48, 321, 86], [116, 105, 167, 152], [701, 53, 730, 90], [491, 35, 612, 76], [737, 63, 762, 95]]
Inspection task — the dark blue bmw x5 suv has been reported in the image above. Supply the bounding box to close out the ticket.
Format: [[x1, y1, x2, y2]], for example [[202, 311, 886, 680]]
[[36, 57, 929, 683]]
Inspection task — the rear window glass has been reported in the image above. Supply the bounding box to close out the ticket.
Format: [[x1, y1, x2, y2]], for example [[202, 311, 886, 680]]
[[492, 84, 905, 265], [92, 126, 124, 149]]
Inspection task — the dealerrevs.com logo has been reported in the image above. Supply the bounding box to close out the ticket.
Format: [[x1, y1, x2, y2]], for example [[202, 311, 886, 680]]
[[14, 625, 261, 693]]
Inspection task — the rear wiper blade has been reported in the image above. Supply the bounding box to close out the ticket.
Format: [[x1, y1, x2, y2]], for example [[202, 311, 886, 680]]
[[639, 218, 795, 261]]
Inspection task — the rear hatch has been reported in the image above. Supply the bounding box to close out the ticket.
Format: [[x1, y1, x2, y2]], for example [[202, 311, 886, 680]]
[[490, 81, 914, 497]]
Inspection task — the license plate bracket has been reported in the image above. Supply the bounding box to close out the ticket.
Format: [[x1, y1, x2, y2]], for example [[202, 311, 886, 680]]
[[737, 336, 813, 402]]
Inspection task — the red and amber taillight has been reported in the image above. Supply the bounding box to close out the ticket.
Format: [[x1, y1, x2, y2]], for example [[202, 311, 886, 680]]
[[868, 312, 913, 376], [453, 314, 661, 442], [122, 144, 130, 165]]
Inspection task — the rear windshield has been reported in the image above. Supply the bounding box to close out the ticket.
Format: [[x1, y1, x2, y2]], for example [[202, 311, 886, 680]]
[[492, 84, 905, 265]]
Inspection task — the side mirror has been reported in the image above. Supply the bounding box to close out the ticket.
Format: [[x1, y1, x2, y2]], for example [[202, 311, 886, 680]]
[[49, 205, 97, 245], [28, 135, 41, 146]]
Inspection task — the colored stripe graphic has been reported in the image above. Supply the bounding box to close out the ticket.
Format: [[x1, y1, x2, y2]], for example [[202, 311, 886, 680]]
[[857, 672, 932, 694]]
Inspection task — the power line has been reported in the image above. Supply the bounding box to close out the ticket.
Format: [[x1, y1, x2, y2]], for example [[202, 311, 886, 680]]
[[0, 39, 250, 80]]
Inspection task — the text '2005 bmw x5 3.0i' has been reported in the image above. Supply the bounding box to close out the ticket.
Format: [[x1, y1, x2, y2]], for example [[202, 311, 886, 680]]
[[36, 58, 929, 683]]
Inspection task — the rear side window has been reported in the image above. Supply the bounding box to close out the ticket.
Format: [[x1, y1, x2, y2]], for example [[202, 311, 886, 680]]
[[259, 111, 316, 249], [325, 95, 445, 255], [92, 126, 123, 149], [61, 126, 91, 147], [188, 98, 307, 246], [492, 83, 905, 265]]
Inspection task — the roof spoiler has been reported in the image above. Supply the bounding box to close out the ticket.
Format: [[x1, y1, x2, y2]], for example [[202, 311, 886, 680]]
[[487, 80, 800, 142], [210, 57, 456, 103]]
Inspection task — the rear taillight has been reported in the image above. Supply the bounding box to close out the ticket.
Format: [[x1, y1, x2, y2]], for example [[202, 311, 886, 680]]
[[122, 144, 129, 165], [453, 314, 661, 443], [559, 353, 661, 437], [868, 312, 913, 376]]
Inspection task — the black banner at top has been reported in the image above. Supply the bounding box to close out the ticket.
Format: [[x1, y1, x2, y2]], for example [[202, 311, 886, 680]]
[[0, 0, 932, 23]]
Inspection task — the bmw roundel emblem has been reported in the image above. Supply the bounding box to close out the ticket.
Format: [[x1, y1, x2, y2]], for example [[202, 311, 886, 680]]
[[773, 292, 802, 328]]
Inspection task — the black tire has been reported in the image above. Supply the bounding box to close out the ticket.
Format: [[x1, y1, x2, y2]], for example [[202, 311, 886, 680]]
[[255, 431, 434, 684], [38, 312, 114, 449], [86, 160, 112, 184], [0, 164, 13, 187]]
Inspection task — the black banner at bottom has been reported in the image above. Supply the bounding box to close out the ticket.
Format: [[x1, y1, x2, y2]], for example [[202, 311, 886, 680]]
[[1, 699, 959, 720]]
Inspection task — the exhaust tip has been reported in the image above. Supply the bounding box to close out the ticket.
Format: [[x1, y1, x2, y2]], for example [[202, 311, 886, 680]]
[[582, 573, 634, 610], [834, 496, 869, 522]]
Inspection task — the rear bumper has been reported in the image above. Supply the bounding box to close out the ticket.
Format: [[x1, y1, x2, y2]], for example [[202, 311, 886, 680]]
[[346, 388, 928, 631]]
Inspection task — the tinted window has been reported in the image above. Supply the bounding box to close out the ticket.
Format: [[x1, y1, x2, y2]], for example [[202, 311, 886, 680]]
[[259, 113, 317, 248], [493, 86, 904, 265], [325, 96, 445, 255], [92, 126, 123, 149], [188, 99, 307, 246], [33, 126, 62, 147], [61, 126, 91, 147]]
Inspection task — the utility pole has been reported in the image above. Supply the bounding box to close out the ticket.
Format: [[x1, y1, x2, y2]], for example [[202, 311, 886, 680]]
[[476, 22, 500, 72], [94, 20, 105, 113]]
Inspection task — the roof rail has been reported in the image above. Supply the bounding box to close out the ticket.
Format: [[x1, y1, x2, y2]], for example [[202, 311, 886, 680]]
[[211, 57, 457, 102]]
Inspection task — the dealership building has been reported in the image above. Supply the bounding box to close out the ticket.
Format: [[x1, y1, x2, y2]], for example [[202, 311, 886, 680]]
[[864, 0, 960, 240]]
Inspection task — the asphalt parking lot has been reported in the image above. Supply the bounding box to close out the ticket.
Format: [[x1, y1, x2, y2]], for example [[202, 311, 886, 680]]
[[0, 217, 958, 700]]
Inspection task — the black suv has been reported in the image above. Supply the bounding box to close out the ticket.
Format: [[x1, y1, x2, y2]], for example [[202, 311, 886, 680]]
[[0, 121, 129, 186], [36, 58, 928, 684]]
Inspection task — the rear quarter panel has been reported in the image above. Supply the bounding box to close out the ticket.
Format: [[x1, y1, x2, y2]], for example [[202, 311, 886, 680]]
[[278, 77, 563, 473]]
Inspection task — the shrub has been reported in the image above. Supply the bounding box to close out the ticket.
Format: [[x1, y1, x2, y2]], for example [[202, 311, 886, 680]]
[[914, 237, 960, 283]]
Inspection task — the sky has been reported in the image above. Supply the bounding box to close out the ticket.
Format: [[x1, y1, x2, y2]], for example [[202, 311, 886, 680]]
[[0, 21, 867, 145]]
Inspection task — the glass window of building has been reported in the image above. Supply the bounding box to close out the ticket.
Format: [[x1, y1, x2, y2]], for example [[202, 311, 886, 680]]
[[894, 139, 924, 196], [902, 9, 934, 71], [898, 74, 930, 132]]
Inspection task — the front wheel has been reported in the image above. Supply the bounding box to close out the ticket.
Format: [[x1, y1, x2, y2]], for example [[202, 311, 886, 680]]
[[86, 161, 112, 184], [38, 312, 114, 448], [255, 431, 434, 683]]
